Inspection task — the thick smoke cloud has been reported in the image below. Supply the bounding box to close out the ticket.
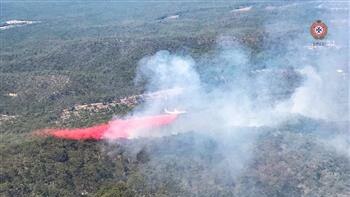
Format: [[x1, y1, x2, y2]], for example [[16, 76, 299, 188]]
[[123, 41, 297, 177], [108, 1, 349, 184], [126, 16, 348, 153], [133, 42, 294, 134]]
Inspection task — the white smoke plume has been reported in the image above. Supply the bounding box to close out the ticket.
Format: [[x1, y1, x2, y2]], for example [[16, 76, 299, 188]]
[[108, 2, 349, 188], [128, 14, 348, 149], [133, 43, 293, 135]]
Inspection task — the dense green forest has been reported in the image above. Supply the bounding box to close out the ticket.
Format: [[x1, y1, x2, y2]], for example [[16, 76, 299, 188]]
[[1, 1, 349, 197]]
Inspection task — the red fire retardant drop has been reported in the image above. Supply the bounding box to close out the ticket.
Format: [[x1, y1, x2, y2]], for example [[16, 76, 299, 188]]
[[48, 114, 178, 140]]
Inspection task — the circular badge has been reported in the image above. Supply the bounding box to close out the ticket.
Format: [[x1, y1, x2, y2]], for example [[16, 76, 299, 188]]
[[310, 20, 328, 40]]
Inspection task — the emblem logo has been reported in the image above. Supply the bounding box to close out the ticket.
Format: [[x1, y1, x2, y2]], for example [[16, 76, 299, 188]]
[[310, 20, 328, 40]]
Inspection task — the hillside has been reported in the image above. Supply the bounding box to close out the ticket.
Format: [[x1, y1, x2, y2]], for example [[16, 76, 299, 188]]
[[1, 1, 349, 197]]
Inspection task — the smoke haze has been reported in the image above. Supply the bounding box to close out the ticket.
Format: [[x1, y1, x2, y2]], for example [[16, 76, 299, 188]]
[[105, 1, 349, 193]]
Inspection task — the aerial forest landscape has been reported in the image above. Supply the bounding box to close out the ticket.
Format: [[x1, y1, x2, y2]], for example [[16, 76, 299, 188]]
[[0, 1, 349, 197]]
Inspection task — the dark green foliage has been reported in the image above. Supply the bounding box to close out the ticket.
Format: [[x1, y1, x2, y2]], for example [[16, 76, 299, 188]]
[[1, 127, 349, 196], [1, 2, 349, 197], [136, 148, 150, 164], [95, 181, 133, 197]]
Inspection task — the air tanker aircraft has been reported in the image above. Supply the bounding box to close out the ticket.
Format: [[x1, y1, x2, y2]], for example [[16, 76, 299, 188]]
[[43, 109, 186, 141]]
